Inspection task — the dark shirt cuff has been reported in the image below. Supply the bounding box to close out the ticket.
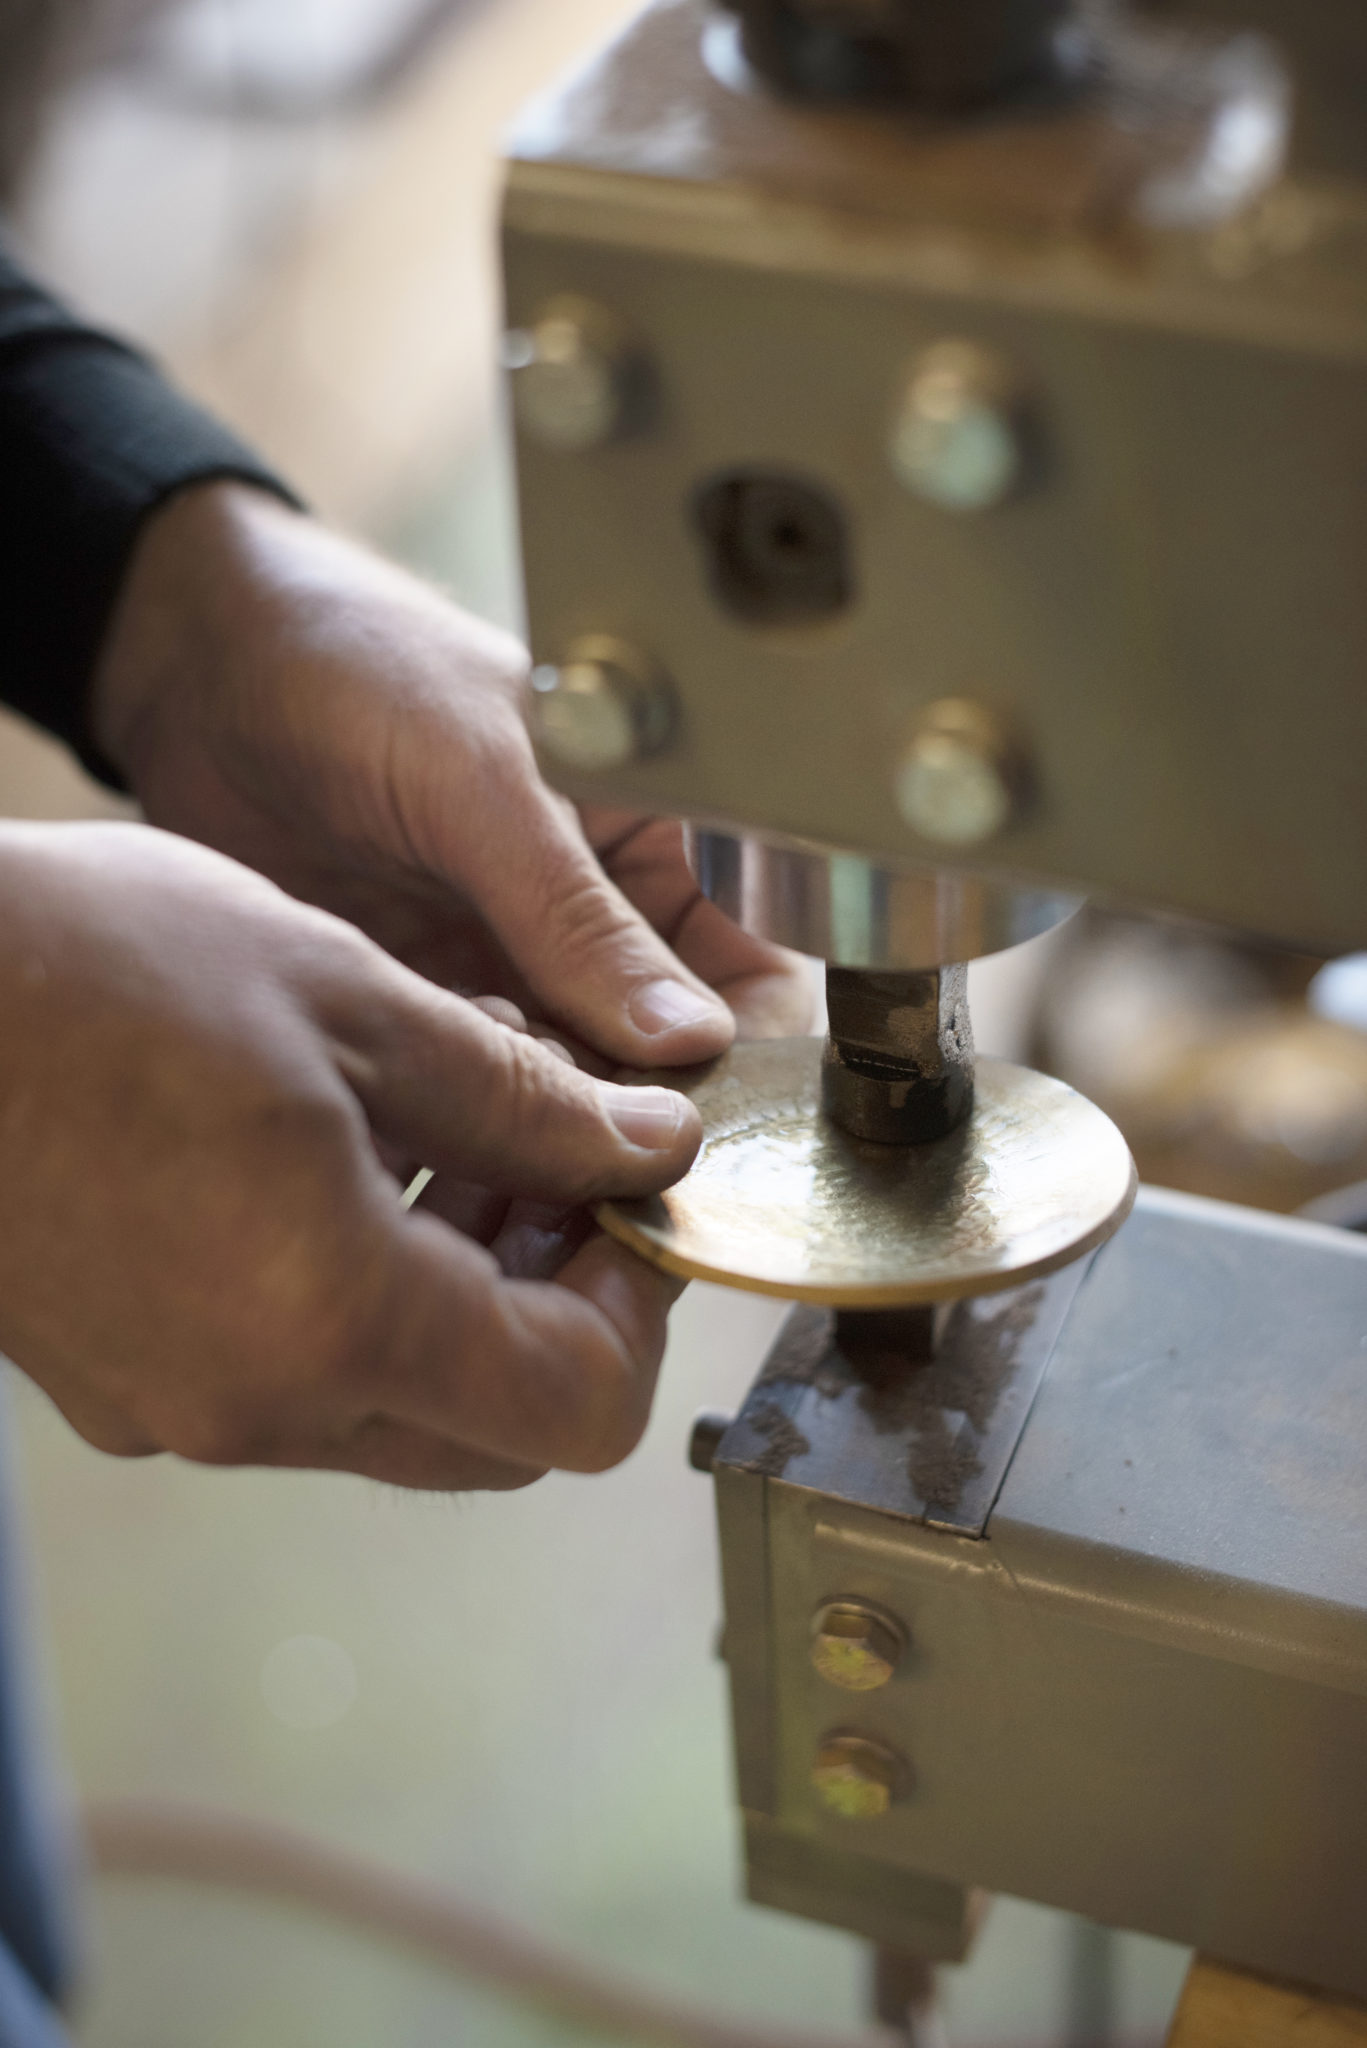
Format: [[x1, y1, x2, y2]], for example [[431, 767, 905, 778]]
[[0, 252, 301, 789]]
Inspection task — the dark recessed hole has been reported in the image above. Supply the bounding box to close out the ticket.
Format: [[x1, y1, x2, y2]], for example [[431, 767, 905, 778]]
[[693, 469, 854, 625]]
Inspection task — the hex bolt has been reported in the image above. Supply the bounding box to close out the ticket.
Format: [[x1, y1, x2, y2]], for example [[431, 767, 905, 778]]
[[890, 339, 1024, 511], [689, 1410, 735, 1474], [527, 637, 675, 774], [811, 1601, 907, 1692], [895, 697, 1019, 848], [811, 1731, 911, 1820], [504, 295, 645, 453]]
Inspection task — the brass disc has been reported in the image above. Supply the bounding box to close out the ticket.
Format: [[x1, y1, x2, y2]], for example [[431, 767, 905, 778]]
[[597, 1039, 1137, 1307]]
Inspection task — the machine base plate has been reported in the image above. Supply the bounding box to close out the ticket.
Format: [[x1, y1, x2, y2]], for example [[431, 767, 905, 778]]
[[598, 1039, 1136, 1306]]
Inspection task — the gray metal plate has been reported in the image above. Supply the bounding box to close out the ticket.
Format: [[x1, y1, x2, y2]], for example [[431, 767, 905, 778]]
[[993, 1185, 1367, 1628], [718, 1259, 1087, 1535]]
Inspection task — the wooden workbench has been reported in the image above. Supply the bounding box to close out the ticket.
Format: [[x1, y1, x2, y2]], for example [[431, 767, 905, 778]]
[[1168, 1962, 1367, 2047]]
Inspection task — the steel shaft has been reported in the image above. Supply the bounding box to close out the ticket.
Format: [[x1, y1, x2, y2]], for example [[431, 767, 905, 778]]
[[823, 965, 975, 1145]]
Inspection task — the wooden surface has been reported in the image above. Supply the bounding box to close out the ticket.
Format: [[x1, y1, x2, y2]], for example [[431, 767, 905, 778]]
[[1168, 1961, 1367, 2048]]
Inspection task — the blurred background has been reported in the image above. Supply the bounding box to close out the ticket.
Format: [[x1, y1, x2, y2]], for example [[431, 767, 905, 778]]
[[2, 3, 1365, 2043]]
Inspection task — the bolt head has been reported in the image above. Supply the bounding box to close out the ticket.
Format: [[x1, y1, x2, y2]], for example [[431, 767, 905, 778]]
[[506, 298, 634, 453], [896, 699, 1016, 847], [811, 1602, 905, 1691], [527, 639, 675, 775], [891, 340, 1022, 511], [528, 660, 638, 771], [811, 1732, 909, 1820], [689, 1409, 734, 1475]]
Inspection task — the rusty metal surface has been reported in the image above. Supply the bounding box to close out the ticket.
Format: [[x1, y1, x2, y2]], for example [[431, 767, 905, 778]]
[[823, 964, 975, 1145], [716, 1258, 1087, 1533], [597, 1039, 1136, 1307], [507, 0, 1294, 256], [720, 0, 1083, 111]]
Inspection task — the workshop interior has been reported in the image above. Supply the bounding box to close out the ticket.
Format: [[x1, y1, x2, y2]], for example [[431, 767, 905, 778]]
[[3, 0, 1367, 2044]]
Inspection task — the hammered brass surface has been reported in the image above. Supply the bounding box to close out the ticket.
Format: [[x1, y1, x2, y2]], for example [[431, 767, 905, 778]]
[[597, 1040, 1137, 1306]]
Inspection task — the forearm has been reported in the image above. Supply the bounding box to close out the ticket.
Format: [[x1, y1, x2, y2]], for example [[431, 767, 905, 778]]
[[89, 480, 301, 781], [0, 242, 298, 780]]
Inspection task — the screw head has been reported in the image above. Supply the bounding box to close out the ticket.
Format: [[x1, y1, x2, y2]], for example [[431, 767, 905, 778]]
[[811, 1732, 910, 1820], [891, 340, 1023, 511], [505, 297, 638, 453], [527, 638, 675, 774], [896, 698, 1017, 847], [689, 1409, 735, 1475], [811, 1601, 906, 1691]]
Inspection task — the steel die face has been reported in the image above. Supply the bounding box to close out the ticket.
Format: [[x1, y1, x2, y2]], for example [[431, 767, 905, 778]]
[[505, 217, 1367, 956], [713, 1191, 1367, 1998]]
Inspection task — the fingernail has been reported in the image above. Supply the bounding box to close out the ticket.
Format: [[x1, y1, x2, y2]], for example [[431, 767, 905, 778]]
[[603, 1084, 686, 1150], [629, 978, 727, 1036]]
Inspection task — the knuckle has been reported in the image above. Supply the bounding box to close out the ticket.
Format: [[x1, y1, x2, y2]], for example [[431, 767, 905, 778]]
[[255, 1083, 361, 1165], [575, 1392, 650, 1474], [159, 1398, 270, 1469], [493, 1032, 602, 1184], [536, 867, 639, 967], [71, 1416, 160, 1461], [493, 1025, 546, 1129], [560, 1349, 650, 1474], [307, 1303, 385, 1402], [494, 1464, 550, 1493]]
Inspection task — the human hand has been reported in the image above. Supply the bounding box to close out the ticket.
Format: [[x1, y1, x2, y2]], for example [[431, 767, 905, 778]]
[[0, 822, 701, 1489], [91, 484, 811, 1070]]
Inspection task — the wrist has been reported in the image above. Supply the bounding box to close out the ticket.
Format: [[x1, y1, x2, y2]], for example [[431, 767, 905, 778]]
[[90, 480, 302, 783]]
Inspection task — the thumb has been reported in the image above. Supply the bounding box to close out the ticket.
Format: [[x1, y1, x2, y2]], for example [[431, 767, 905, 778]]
[[328, 964, 703, 1202], [459, 769, 736, 1067]]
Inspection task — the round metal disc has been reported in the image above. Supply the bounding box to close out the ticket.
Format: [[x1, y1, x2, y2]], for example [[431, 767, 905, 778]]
[[597, 1039, 1137, 1307]]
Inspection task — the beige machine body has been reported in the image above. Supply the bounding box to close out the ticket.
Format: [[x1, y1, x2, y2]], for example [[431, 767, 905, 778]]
[[503, 0, 1367, 2003], [505, 0, 1367, 960]]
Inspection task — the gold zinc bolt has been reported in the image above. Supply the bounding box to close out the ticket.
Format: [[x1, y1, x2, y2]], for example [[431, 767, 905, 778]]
[[896, 697, 1021, 848], [505, 295, 642, 454], [810, 1601, 906, 1692], [811, 1732, 911, 1821], [527, 636, 675, 775], [890, 337, 1025, 512]]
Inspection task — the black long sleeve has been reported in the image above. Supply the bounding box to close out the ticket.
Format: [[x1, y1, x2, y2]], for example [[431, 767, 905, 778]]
[[0, 240, 300, 783]]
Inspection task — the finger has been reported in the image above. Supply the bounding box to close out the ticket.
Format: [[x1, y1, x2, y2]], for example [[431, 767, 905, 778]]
[[551, 1224, 687, 1344], [28, 1363, 161, 1460], [269, 1415, 547, 1494], [453, 763, 736, 1066], [394, 1002, 570, 1229], [374, 1213, 680, 1473], [669, 898, 813, 1038], [530, 1027, 579, 1068], [585, 813, 813, 1039], [488, 1199, 593, 1280], [413, 1172, 512, 1248], [320, 961, 704, 1203], [375, 1136, 416, 1182], [469, 995, 527, 1033]]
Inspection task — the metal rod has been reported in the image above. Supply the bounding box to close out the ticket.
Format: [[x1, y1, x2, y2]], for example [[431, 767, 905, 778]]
[[822, 966, 975, 1146], [871, 1947, 951, 2048]]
